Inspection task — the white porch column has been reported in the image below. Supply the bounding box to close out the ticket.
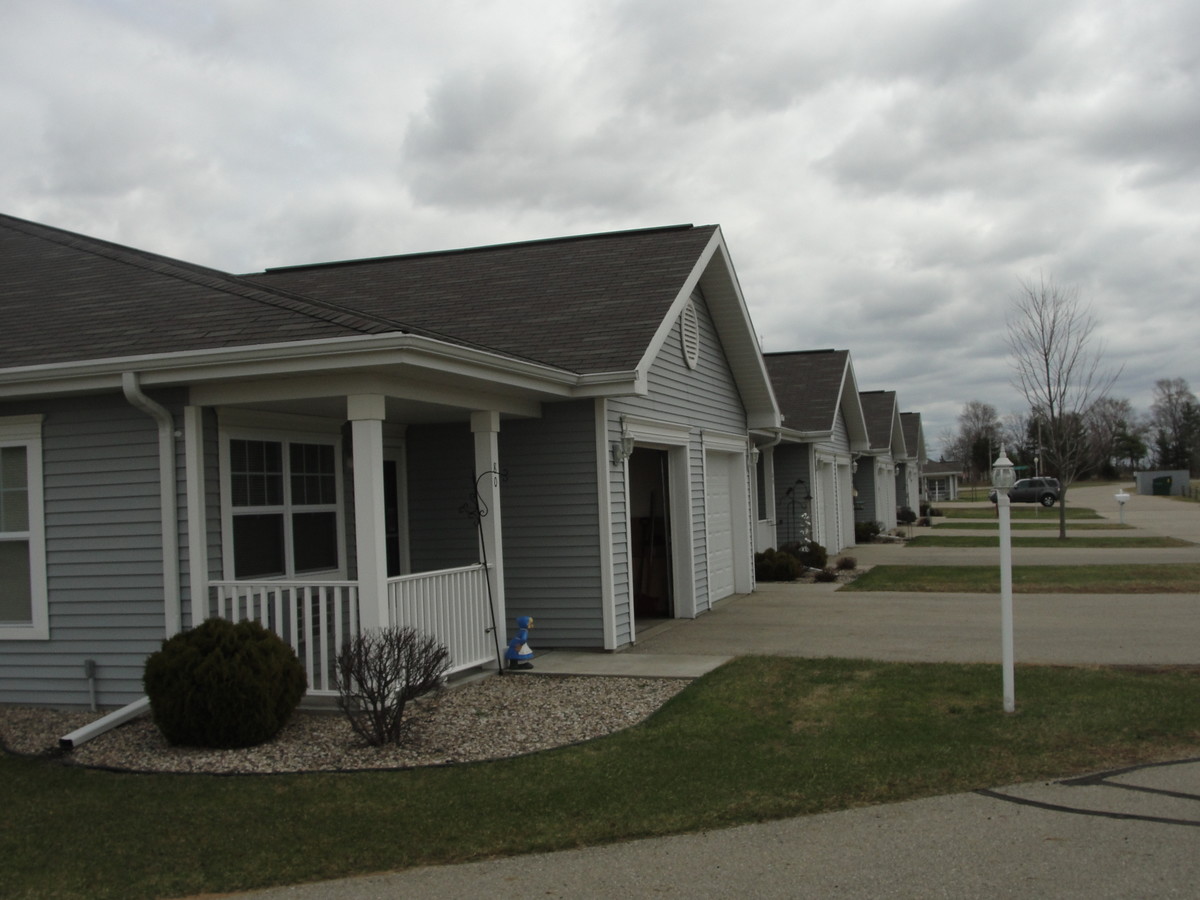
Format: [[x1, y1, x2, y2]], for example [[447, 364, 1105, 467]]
[[183, 405, 209, 628], [471, 410, 506, 655], [350, 394, 388, 631]]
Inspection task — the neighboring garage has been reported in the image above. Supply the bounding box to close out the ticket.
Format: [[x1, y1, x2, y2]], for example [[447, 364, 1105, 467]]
[[705, 447, 753, 605]]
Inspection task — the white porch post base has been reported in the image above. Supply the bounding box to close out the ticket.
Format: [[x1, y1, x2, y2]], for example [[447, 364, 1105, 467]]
[[471, 410, 506, 666], [350, 395, 389, 632]]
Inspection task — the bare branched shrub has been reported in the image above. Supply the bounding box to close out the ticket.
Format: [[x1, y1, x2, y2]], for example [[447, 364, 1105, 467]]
[[335, 626, 450, 746]]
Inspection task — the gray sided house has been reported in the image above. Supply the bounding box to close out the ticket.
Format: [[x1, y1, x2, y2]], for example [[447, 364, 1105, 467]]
[[923, 461, 965, 502], [760, 350, 869, 555], [897, 412, 926, 513], [0, 215, 779, 707], [855, 390, 907, 532]]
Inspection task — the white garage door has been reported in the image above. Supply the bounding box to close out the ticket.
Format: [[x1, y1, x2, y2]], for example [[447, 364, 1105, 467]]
[[706, 452, 735, 601]]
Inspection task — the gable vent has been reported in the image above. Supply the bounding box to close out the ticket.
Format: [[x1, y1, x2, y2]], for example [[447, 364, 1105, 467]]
[[681, 299, 700, 369]]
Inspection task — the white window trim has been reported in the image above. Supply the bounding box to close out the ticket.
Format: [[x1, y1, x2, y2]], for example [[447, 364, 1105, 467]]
[[0, 415, 48, 640], [217, 414, 347, 582]]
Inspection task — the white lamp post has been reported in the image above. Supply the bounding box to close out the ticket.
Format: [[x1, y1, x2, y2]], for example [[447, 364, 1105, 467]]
[[1114, 490, 1130, 525], [992, 446, 1016, 713]]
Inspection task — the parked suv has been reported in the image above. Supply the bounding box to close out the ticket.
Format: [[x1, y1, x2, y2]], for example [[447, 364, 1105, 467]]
[[989, 477, 1060, 507]]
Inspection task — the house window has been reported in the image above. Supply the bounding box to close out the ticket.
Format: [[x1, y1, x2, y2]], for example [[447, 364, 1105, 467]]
[[0, 416, 47, 640], [226, 436, 341, 579]]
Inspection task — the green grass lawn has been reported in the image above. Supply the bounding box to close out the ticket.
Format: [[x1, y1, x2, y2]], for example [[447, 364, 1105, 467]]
[[932, 521, 1129, 531], [844, 564, 1200, 593], [4, 657, 1200, 899], [907, 535, 1193, 549], [940, 506, 1103, 520]]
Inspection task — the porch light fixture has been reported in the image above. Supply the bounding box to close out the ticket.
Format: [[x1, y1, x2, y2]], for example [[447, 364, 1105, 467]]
[[611, 434, 635, 466], [749, 446, 761, 464], [992, 445, 1016, 714]]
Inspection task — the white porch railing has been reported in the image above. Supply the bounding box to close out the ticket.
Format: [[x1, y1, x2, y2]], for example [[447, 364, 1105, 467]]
[[208, 564, 497, 694], [209, 581, 359, 695], [388, 563, 497, 675]]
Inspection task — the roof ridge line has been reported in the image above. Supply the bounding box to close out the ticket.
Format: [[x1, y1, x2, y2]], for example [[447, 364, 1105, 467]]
[[260, 223, 707, 274]]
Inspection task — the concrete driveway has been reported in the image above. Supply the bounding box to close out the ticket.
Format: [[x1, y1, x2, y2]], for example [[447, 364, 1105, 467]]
[[616, 481, 1200, 668]]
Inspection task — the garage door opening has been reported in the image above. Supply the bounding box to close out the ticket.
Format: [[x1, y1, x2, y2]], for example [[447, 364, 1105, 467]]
[[629, 447, 674, 623]]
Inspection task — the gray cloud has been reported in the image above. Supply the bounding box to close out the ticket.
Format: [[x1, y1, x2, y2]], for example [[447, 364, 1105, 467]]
[[2, 0, 1197, 454]]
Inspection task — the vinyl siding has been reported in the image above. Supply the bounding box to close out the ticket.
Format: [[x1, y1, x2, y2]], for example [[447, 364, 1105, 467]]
[[499, 400, 603, 647], [0, 391, 186, 707], [610, 287, 749, 636]]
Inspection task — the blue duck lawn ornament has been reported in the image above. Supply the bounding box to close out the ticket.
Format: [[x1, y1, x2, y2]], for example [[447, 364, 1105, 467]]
[[506, 615, 534, 670]]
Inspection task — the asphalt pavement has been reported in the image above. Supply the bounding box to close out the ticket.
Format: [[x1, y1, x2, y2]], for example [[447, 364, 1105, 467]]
[[234, 483, 1200, 899]]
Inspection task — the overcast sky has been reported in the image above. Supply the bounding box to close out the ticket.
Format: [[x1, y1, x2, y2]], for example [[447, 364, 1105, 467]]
[[4, 0, 1197, 455]]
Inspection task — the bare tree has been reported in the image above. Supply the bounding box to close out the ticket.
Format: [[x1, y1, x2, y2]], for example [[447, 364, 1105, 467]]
[[950, 400, 1002, 481], [1006, 277, 1121, 538], [1149, 378, 1199, 472], [1084, 396, 1135, 477]]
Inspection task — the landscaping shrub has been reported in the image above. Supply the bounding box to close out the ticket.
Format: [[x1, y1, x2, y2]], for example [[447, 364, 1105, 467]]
[[897, 507, 917, 525], [814, 567, 840, 582], [779, 540, 828, 570], [835, 555, 857, 570], [755, 548, 804, 582], [336, 625, 450, 746], [855, 520, 883, 543], [143, 617, 307, 749]]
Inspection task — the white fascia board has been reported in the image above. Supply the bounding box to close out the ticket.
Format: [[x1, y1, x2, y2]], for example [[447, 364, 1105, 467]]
[[770, 425, 834, 445], [0, 332, 641, 401], [196, 373, 545, 419], [837, 360, 870, 449]]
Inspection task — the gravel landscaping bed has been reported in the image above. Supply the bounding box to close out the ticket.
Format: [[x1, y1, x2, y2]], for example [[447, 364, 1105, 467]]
[[0, 674, 689, 774]]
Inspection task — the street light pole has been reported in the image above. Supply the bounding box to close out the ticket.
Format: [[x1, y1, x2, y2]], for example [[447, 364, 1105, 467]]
[[992, 446, 1016, 713]]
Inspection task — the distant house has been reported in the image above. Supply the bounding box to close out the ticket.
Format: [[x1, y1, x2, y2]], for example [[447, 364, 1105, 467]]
[[761, 350, 869, 554], [854, 390, 907, 531], [923, 461, 965, 502], [897, 412, 926, 512], [0, 215, 779, 707]]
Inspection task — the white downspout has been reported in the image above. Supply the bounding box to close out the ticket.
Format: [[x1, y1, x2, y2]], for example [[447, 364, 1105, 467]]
[[122, 372, 181, 637]]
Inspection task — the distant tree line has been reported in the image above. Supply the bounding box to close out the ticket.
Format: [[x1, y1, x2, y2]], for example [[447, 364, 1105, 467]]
[[939, 377, 1199, 481]]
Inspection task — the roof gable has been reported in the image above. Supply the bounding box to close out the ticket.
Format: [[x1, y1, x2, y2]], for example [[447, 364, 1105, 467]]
[[764, 349, 868, 446], [900, 412, 926, 462], [859, 390, 907, 457]]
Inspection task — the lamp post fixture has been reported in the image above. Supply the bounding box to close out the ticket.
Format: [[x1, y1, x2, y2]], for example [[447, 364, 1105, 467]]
[[992, 446, 1016, 713], [1114, 490, 1130, 525]]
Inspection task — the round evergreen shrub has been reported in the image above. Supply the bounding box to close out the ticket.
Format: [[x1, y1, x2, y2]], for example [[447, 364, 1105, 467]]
[[143, 617, 308, 749], [780, 541, 828, 571], [755, 548, 803, 581]]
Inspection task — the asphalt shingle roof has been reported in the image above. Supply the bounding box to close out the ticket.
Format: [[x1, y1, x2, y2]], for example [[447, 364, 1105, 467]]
[[763, 349, 849, 434], [249, 225, 719, 374], [0, 214, 398, 370], [900, 411, 924, 460], [860, 390, 899, 452]]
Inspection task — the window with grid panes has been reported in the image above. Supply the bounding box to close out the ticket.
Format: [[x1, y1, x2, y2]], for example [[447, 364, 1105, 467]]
[[228, 438, 340, 579]]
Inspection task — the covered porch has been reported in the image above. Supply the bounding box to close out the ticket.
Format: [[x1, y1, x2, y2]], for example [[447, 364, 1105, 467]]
[[182, 374, 540, 695]]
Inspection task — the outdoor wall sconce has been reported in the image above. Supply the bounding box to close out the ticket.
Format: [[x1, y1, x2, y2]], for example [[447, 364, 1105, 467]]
[[611, 434, 635, 466]]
